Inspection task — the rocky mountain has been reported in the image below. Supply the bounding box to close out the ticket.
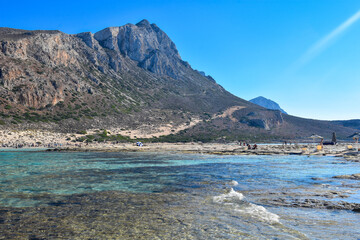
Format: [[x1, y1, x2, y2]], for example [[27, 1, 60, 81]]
[[0, 20, 357, 140], [250, 96, 287, 114], [0, 20, 248, 130]]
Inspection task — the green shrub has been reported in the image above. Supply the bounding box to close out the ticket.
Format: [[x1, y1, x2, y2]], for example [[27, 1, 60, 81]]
[[56, 101, 65, 108], [76, 136, 86, 142], [99, 130, 108, 138], [76, 130, 87, 135]]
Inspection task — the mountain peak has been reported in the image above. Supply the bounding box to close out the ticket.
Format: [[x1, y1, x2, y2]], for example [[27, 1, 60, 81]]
[[92, 20, 183, 77], [136, 19, 151, 27], [250, 96, 287, 114], [255, 96, 267, 100]]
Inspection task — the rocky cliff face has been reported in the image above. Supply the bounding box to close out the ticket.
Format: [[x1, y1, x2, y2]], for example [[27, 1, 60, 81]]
[[0, 28, 96, 109], [91, 19, 187, 78]]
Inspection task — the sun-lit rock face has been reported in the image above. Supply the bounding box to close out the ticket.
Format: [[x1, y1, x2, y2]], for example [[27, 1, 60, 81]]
[[0, 29, 91, 108], [93, 19, 186, 78], [0, 30, 81, 68]]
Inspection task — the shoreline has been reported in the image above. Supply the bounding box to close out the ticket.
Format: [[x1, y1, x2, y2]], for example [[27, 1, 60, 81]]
[[0, 129, 358, 158], [1, 142, 358, 160]]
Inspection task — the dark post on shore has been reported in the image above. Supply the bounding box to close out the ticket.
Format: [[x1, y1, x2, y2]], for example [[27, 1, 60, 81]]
[[332, 132, 337, 144]]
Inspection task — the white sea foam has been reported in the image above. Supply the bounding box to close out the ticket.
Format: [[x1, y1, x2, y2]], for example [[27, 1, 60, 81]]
[[213, 188, 280, 224], [213, 188, 244, 204], [235, 203, 280, 224], [229, 180, 239, 186]]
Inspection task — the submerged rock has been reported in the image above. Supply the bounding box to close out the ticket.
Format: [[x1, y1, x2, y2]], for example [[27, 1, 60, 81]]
[[333, 173, 360, 180]]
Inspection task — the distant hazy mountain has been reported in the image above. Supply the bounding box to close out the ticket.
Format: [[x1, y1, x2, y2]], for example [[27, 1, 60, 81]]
[[332, 119, 360, 130], [249, 96, 287, 114]]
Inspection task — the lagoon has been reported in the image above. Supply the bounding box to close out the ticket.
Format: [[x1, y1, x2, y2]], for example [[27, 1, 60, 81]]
[[1, 151, 360, 239]]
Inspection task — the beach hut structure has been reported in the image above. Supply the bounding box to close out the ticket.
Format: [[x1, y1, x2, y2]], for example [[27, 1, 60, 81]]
[[348, 132, 359, 152], [309, 134, 323, 143], [309, 134, 323, 150]]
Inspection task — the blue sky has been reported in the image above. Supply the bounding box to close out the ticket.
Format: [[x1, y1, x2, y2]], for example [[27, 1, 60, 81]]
[[1, 0, 360, 120]]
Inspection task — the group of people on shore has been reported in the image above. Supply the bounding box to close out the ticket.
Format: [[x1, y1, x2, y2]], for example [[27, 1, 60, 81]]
[[239, 141, 258, 150]]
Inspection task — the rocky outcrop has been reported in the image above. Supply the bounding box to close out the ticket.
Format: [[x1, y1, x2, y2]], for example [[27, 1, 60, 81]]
[[92, 19, 188, 78], [0, 28, 97, 109], [234, 107, 284, 130], [249, 96, 287, 114]]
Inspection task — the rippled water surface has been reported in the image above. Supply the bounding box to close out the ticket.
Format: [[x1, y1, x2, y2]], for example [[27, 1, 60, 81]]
[[1, 151, 360, 239]]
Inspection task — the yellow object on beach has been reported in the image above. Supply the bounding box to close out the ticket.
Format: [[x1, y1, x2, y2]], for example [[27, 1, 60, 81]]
[[316, 145, 322, 150], [347, 145, 353, 149], [302, 148, 307, 151]]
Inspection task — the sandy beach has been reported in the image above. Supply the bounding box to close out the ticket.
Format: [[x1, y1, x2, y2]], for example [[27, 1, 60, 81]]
[[50, 142, 359, 160], [1, 129, 359, 160]]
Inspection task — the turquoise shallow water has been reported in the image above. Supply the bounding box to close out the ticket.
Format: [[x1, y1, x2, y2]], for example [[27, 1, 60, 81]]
[[1, 151, 359, 199], [1, 151, 360, 239]]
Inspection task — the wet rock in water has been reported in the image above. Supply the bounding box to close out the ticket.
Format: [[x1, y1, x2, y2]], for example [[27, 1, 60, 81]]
[[0, 191, 190, 239], [263, 198, 360, 212], [333, 173, 360, 180], [343, 155, 360, 162], [0, 190, 253, 239], [311, 177, 324, 181]]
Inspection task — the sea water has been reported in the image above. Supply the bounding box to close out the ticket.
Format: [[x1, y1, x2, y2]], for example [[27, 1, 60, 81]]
[[0, 151, 360, 239]]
